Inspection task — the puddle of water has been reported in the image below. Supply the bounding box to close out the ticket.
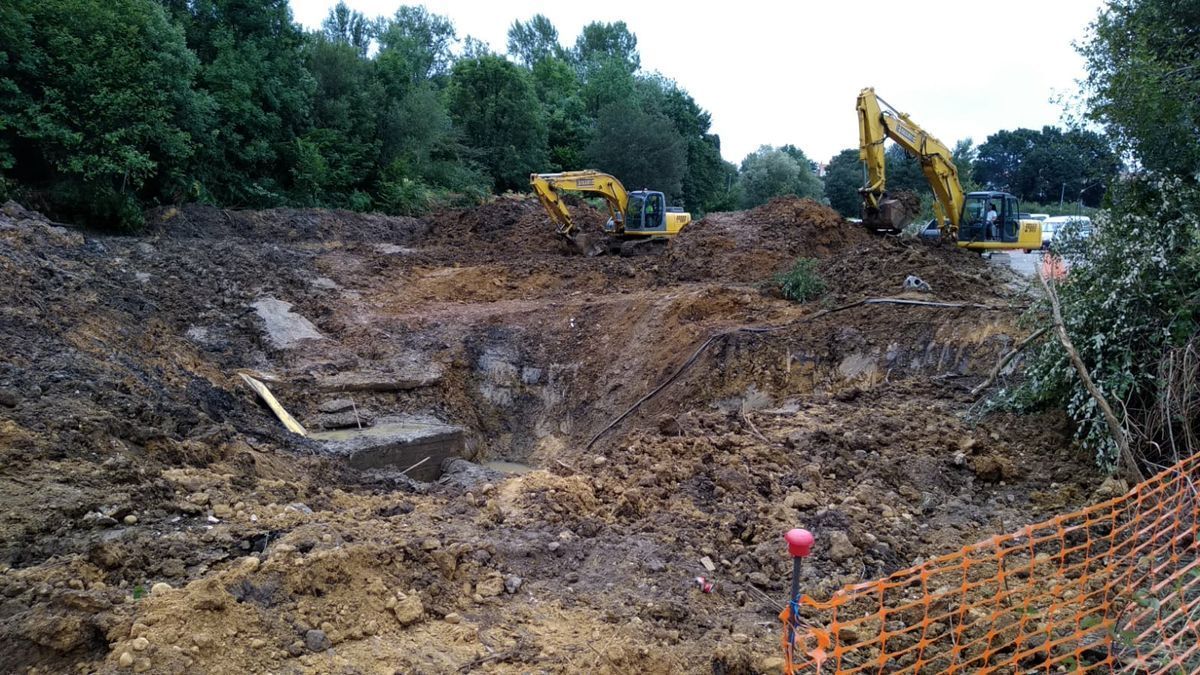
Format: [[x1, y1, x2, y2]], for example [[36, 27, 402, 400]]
[[482, 460, 537, 475]]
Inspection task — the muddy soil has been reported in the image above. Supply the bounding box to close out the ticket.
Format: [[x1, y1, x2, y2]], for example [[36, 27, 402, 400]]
[[0, 196, 1101, 674]]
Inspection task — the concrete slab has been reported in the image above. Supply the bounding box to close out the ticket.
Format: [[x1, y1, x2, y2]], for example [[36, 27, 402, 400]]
[[251, 297, 324, 348], [314, 358, 444, 392], [311, 418, 463, 482]]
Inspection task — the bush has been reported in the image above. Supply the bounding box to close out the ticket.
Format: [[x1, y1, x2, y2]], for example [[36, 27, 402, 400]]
[[1009, 177, 1200, 470], [776, 258, 826, 302]]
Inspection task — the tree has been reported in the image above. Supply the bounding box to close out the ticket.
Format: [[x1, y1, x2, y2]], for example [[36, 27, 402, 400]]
[[531, 57, 588, 171], [174, 0, 316, 206], [448, 55, 547, 191], [1078, 0, 1200, 177], [951, 138, 981, 193], [1008, 0, 1200, 471], [297, 29, 381, 207], [975, 127, 1119, 206], [0, 0, 207, 227], [573, 21, 639, 73], [738, 145, 822, 208], [823, 149, 862, 217], [321, 1, 371, 56], [585, 100, 685, 199], [375, 5, 457, 85], [507, 15, 562, 67]]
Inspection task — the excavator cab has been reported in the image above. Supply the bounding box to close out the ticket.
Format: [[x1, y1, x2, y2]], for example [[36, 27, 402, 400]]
[[959, 191, 1020, 244], [607, 190, 668, 234]]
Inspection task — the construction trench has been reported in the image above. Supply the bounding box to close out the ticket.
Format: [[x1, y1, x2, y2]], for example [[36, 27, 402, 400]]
[[0, 197, 1110, 673]]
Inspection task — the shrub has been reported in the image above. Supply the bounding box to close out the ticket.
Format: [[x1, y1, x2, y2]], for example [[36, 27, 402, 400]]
[[1009, 177, 1200, 470], [776, 258, 826, 302]]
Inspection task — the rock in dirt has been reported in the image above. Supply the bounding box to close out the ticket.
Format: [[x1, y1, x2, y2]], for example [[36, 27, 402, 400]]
[[1093, 476, 1129, 501], [475, 574, 505, 598], [0, 388, 18, 408], [304, 629, 331, 653], [318, 398, 356, 414], [827, 531, 859, 563], [972, 455, 1017, 483], [150, 582, 172, 595], [783, 491, 819, 510], [658, 415, 683, 436], [504, 576, 523, 594], [119, 652, 134, 667], [392, 594, 423, 626]]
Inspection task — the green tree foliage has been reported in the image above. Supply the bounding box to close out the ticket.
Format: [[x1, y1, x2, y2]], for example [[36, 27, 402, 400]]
[[1015, 179, 1200, 468], [506, 14, 562, 67], [177, 0, 316, 206], [1007, 0, 1200, 471], [448, 56, 547, 191], [738, 146, 823, 208], [321, 1, 371, 55], [823, 149, 862, 217], [974, 127, 1120, 206], [585, 100, 685, 199], [1079, 0, 1200, 178], [573, 21, 639, 74], [0, 2, 736, 226], [882, 145, 929, 195], [374, 6, 457, 85], [0, 0, 206, 228]]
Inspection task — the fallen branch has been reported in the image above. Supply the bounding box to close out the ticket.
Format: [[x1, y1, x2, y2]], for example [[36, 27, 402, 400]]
[[585, 296, 1016, 450], [1038, 273, 1144, 482], [969, 327, 1049, 399]]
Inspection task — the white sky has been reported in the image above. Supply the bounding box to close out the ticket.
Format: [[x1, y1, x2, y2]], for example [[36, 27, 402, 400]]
[[291, 0, 1103, 165]]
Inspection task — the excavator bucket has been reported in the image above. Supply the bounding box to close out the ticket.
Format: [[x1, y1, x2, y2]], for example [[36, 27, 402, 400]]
[[862, 191, 921, 233], [562, 231, 608, 257]]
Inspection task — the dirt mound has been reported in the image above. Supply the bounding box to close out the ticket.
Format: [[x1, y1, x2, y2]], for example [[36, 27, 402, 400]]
[[664, 197, 867, 282], [146, 204, 428, 243], [818, 237, 1009, 302], [423, 193, 609, 256]]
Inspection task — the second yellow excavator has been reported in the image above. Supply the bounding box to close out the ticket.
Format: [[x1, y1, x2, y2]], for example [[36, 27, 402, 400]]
[[530, 171, 691, 256], [857, 87, 1042, 251]]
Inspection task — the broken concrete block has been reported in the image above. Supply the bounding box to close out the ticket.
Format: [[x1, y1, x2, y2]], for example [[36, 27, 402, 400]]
[[250, 297, 324, 348]]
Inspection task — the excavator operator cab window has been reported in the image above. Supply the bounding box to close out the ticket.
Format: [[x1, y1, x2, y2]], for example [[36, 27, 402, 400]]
[[1002, 195, 1019, 242], [959, 195, 990, 243], [643, 193, 665, 231], [626, 194, 646, 231]]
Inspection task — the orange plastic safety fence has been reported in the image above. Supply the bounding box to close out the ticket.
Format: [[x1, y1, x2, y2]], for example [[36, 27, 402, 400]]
[[781, 453, 1200, 674]]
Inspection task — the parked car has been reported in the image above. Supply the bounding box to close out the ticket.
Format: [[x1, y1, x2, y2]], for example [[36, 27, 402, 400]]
[[1029, 213, 1050, 222], [918, 219, 940, 240], [1042, 215, 1092, 248]]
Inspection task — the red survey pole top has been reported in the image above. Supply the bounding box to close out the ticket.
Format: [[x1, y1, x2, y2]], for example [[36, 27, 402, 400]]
[[785, 528, 814, 558]]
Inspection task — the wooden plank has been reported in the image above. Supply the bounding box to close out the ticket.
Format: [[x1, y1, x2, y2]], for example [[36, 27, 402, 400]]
[[239, 373, 308, 437]]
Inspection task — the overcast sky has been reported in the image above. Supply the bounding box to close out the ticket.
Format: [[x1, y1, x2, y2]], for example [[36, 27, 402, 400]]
[[291, 0, 1104, 165]]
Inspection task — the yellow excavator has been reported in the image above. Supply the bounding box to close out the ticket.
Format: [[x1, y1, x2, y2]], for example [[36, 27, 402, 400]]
[[530, 171, 691, 256], [857, 87, 1041, 251]]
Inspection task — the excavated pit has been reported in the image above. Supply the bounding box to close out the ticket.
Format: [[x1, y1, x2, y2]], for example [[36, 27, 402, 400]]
[[0, 197, 1101, 674]]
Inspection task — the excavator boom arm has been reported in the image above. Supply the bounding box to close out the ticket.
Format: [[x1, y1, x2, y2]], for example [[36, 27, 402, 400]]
[[856, 88, 966, 235], [530, 171, 629, 237]]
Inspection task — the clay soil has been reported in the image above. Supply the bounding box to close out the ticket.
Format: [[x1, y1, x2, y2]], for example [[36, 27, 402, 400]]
[[0, 196, 1100, 674]]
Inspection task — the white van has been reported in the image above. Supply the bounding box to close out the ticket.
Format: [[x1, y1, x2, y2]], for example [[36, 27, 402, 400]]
[[1042, 216, 1092, 248]]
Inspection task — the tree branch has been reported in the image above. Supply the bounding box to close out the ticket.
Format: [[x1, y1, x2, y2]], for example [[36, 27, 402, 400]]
[[970, 327, 1049, 399], [1037, 272, 1144, 482]]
